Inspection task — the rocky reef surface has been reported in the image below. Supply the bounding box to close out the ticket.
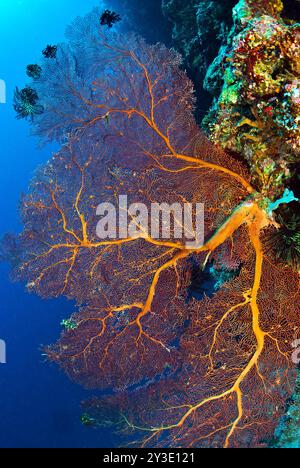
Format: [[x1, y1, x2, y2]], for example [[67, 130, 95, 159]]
[[162, 0, 237, 116], [204, 0, 300, 200], [164, 0, 300, 200]]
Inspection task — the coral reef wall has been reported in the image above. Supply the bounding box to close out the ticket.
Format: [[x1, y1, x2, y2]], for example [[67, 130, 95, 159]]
[[163, 1, 300, 199], [203, 0, 300, 199], [162, 0, 237, 117]]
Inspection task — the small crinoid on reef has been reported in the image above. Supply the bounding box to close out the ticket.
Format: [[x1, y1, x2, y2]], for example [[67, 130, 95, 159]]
[[266, 204, 300, 272], [3, 7, 300, 448], [42, 44, 57, 59], [26, 64, 42, 80], [100, 9, 121, 28], [162, 0, 237, 115], [13, 86, 44, 121]]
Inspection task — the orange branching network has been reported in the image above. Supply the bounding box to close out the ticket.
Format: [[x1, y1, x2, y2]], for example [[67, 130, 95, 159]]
[[9, 16, 300, 448]]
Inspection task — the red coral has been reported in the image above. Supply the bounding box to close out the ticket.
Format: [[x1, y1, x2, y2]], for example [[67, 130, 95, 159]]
[[5, 12, 300, 448], [83, 241, 300, 448]]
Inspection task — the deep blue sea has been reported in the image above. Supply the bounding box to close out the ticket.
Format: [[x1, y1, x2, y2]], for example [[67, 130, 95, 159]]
[[0, 0, 139, 448]]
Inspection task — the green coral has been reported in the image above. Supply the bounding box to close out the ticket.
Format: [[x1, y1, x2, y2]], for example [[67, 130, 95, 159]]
[[220, 83, 240, 105], [209, 265, 240, 290], [61, 318, 78, 330], [80, 413, 96, 427]]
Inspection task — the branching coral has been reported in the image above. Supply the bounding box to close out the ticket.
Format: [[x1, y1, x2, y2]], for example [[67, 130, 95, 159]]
[[164, 0, 300, 446], [4, 6, 300, 448]]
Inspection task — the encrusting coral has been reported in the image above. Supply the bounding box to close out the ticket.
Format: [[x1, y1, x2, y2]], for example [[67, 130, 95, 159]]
[[163, 1, 299, 199], [203, 0, 300, 200]]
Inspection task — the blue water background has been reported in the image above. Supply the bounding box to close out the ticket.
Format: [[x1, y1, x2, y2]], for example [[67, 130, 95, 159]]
[[0, 0, 125, 448]]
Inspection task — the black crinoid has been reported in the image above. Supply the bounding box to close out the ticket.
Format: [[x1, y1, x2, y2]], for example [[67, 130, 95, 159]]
[[42, 44, 57, 59], [266, 202, 300, 272], [26, 64, 42, 79], [100, 10, 121, 28], [13, 86, 44, 121]]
